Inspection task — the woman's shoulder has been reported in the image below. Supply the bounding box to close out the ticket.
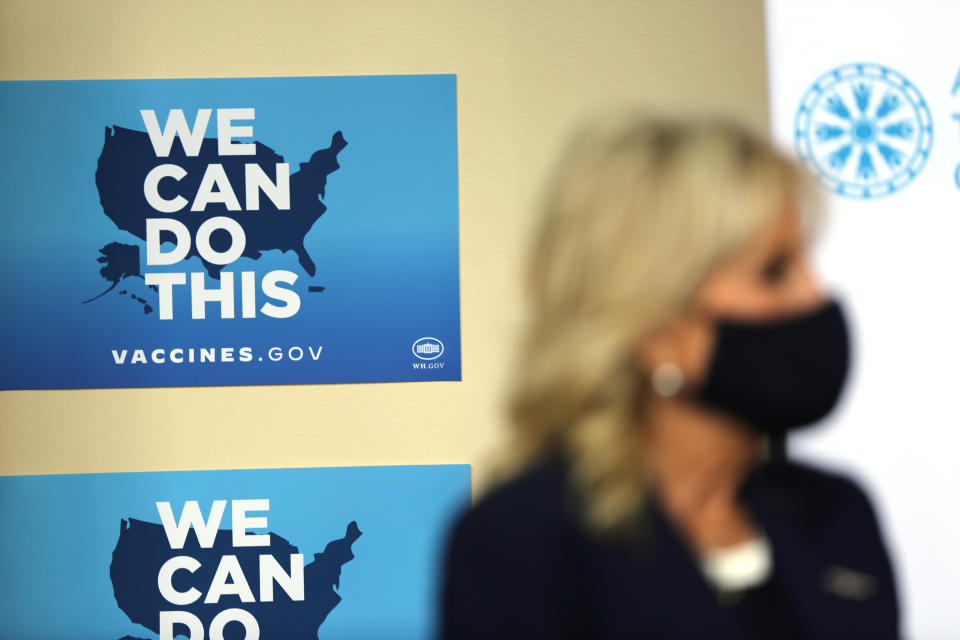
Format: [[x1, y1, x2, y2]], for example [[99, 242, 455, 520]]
[[745, 457, 883, 524], [746, 459, 900, 635], [439, 455, 595, 638], [446, 453, 582, 551], [746, 458, 898, 589]]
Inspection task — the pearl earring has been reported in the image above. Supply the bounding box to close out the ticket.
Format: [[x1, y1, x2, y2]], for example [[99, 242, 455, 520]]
[[651, 362, 684, 397]]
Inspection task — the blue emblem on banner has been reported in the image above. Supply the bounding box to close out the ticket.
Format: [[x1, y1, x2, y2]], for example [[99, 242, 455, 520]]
[[795, 63, 933, 198]]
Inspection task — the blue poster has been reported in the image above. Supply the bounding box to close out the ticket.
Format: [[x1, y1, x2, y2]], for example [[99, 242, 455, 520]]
[[0, 464, 470, 639], [0, 75, 461, 389]]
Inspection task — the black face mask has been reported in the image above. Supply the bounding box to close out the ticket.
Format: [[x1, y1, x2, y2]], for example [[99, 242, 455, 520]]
[[693, 299, 850, 436]]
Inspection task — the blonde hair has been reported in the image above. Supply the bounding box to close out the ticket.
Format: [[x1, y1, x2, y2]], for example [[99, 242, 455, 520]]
[[504, 112, 821, 535]]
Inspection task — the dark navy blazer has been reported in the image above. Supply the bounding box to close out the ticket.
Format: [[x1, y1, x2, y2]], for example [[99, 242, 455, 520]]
[[439, 454, 900, 639]]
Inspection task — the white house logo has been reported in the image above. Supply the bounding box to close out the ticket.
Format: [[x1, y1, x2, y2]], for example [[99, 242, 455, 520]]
[[412, 337, 444, 360], [795, 63, 933, 199]]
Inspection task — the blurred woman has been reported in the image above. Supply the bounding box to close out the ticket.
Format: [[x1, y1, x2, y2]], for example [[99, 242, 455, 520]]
[[440, 114, 899, 639]]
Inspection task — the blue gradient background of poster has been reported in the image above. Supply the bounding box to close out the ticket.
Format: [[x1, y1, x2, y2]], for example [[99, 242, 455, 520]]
[[0, 75, 460, 388], [0, 464, 470, 639]]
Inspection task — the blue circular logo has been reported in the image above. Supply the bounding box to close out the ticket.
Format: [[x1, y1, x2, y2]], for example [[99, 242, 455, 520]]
[[795, 63, 933, 199]]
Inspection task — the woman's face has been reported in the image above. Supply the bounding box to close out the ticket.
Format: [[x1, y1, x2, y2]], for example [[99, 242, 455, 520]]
[[638, 203, 825, 389]]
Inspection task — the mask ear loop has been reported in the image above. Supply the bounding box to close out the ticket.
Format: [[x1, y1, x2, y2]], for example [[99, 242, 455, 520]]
[[766, 430, 788, 463]]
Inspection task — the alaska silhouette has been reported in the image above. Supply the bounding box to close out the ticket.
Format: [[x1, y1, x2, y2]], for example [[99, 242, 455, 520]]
[[82, 242, 141, 300], [87, 127, 347, 308], [109, 518, 361, 640]]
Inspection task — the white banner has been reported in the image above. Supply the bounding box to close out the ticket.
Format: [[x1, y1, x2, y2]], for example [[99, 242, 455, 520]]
[[765, 1, 960, 636]]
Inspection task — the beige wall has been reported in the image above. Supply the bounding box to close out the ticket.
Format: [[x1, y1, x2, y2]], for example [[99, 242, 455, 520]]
[[0, 1, 769, 482]]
